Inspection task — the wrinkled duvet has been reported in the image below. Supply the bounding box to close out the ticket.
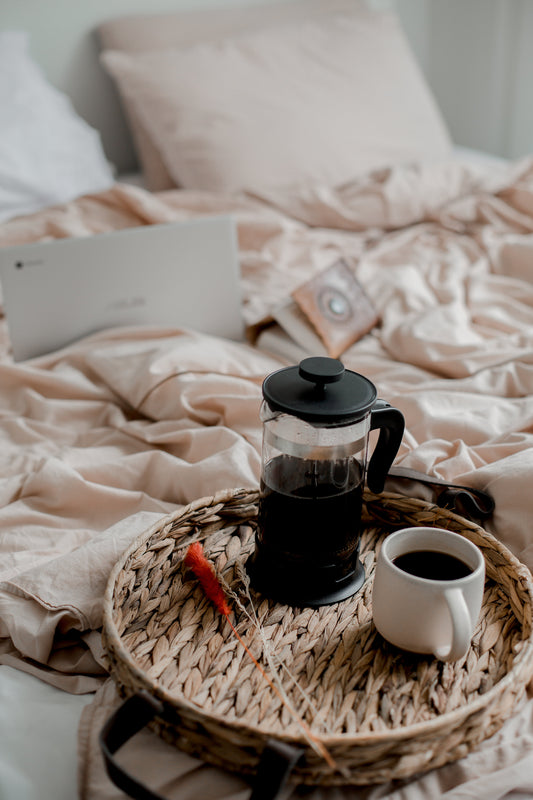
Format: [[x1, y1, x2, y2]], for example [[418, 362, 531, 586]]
[[1, 157, 533, 798]]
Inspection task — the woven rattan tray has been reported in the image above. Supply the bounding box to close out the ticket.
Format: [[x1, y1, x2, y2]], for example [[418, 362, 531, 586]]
[[102, 488, 533, 786]]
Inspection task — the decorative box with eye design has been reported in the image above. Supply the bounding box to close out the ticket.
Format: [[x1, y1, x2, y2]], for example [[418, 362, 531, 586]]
[[291, 259, 379, 358]]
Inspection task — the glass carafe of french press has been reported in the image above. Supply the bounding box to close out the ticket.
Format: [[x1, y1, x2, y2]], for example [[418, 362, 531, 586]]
[[247, 357, 405, 607]]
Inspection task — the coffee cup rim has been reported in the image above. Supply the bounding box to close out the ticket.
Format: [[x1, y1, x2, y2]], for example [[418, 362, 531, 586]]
[[381, 526, 485, 584]]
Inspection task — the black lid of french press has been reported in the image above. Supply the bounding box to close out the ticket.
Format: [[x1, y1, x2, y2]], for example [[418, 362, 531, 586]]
[[262, 356, 377, 424]]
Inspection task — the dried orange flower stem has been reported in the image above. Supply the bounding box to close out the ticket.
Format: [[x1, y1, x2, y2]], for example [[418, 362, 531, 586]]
[[184, 542, 335, 770]]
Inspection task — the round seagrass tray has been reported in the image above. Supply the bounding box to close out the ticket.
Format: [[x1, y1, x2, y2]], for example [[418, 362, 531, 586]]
[[102, 488, 533, 787]]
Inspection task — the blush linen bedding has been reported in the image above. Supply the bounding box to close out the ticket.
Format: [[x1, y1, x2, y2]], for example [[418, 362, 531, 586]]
[[1, 156, 533, 799]]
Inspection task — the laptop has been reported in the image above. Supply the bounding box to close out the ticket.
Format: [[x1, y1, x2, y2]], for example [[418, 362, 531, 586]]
[[0, 216, 244, 361]]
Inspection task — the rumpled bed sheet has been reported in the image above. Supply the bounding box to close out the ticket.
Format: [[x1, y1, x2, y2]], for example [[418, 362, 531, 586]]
[[1, 157, 533, 798]]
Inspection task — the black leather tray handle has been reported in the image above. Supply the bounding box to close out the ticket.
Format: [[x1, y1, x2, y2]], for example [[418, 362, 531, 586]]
[[99, 691, 303, 800]]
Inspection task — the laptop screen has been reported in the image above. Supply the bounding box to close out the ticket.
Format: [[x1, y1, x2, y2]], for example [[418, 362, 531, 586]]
[[0, 216, 244, 361]]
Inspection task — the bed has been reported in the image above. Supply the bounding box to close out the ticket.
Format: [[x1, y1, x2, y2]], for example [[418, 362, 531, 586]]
[[1, 1, 533, 798]]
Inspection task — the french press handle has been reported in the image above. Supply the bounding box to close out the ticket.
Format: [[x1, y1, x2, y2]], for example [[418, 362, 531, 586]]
[[367, 399, 405, 494]]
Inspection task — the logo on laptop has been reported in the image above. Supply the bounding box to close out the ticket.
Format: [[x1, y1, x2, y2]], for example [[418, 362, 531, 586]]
[[14, 258, 43, 269], [106, 296, 147, 311]]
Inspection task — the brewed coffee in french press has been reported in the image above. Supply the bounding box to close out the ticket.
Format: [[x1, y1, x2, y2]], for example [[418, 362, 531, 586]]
[[247, 357, 405, 607]]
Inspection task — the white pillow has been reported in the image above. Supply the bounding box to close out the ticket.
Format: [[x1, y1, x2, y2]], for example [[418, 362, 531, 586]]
[[101, 9, 452, 194], [0, 31, 115, 223]]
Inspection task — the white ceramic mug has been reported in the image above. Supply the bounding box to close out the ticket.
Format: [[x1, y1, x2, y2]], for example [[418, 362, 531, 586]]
[[372, 527, 485, 662]]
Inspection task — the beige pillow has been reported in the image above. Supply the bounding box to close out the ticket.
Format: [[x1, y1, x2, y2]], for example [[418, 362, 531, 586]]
[[101, 9, 452, 194], [98, 0, 361, 190]]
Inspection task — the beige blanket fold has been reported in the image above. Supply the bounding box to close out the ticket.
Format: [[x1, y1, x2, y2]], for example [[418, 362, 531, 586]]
[[1, 157, 533, 798]]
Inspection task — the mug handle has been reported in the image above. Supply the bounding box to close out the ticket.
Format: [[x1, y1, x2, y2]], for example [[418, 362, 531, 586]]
[[367, 400, 405, 494], [434, 588, 472, 662]]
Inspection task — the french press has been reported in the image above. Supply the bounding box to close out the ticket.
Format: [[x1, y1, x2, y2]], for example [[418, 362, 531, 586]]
[[247, 356, 405, 607]]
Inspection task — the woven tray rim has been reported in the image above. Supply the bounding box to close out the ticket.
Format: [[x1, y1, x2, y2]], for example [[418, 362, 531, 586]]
[[101, 487, 533, 778]]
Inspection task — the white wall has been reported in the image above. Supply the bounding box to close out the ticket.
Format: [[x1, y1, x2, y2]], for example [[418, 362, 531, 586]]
[[2, 0, 532, 173], [392, 0, 533, 160], [507, 0, 533, 158], [426, 0, 533, 158]]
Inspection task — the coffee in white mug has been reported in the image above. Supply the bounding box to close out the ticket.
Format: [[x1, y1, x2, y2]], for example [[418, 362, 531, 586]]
[[372, 527, 485, 662]]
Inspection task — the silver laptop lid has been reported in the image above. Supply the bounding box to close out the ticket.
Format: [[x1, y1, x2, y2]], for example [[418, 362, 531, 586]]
[[0, 216, 244, 361]]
